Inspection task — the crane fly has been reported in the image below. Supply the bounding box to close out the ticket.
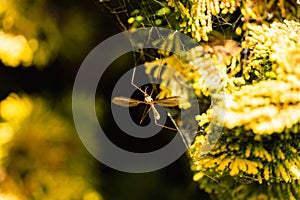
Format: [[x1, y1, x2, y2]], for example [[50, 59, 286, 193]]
[[112, 95, 180, 129], [112, 67, 180, 131]]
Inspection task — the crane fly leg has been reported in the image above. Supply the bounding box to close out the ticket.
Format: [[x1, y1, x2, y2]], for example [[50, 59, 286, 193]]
[[131, 67, 147, 95], [154, 118, 177, 131], [152, 105, 177, 131], [139, 105, 150, 124]]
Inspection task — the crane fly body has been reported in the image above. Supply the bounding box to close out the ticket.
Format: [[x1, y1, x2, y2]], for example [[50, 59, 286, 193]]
[[112, 94, 180, 122], [112, 95, 180, 108], [112, 67, 180, 131]]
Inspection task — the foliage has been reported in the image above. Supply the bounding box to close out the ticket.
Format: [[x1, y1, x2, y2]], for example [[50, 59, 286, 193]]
[[189, 19, 300, 199], [0, 0, 98, 68], [103, 0, 300, 199], [0, 0, 60, 67], [0, 1, 107, 199], [0, 93, 103, 200]]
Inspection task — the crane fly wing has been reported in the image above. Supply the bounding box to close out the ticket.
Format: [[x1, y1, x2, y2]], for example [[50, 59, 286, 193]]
[[154, 96, 180, 107], [112, 96, 144, 107]]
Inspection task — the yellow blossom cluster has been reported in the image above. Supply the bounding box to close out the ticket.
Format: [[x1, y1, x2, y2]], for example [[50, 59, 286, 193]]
[[223, 80, 300, 134], [0, 94, 103, 200], [144, 40, 241, 108], [144, 46, 213, 108], [222, 20, 300, 133], [188, 121, 300, 199], [0, 93, 32, 122], [191, 167, 300, 200], [0, 0, 62, 67], [0, 31, 39, 67], [187, 20, 300, 199], [166, 0, 241, 41], [190, 124, 300, 179], [244, 20, 300, 79], [241, 0, 300, 25], [0, 93, 32, 172]]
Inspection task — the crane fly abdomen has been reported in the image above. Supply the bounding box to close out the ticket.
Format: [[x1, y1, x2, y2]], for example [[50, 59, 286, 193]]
[[151, 104, 160, 120]]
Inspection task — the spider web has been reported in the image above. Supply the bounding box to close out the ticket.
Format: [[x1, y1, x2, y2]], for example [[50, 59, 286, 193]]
[[95, 0, 245, 144], [96, 0, 264, 185], [107, 1, 171, 27], [96, 1, 300, 193], [96, 0, 245, 56]]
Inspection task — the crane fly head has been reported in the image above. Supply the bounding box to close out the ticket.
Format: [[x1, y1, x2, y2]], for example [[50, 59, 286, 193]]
[[143, 86, 153, 103]]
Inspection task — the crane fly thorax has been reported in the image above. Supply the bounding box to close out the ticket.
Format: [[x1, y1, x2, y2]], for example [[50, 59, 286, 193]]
[[144, 95, 153, 103]]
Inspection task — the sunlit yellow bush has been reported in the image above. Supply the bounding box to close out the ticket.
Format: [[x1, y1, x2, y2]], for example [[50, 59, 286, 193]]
[[188, 20, 300, 200], [0, 93, 103, 200], [0, 0, 97, 68], [104, 0, 300, 199], [143, 18, 300, 200], [0, 0, 61, 67], [0, 32, 38, 67]]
